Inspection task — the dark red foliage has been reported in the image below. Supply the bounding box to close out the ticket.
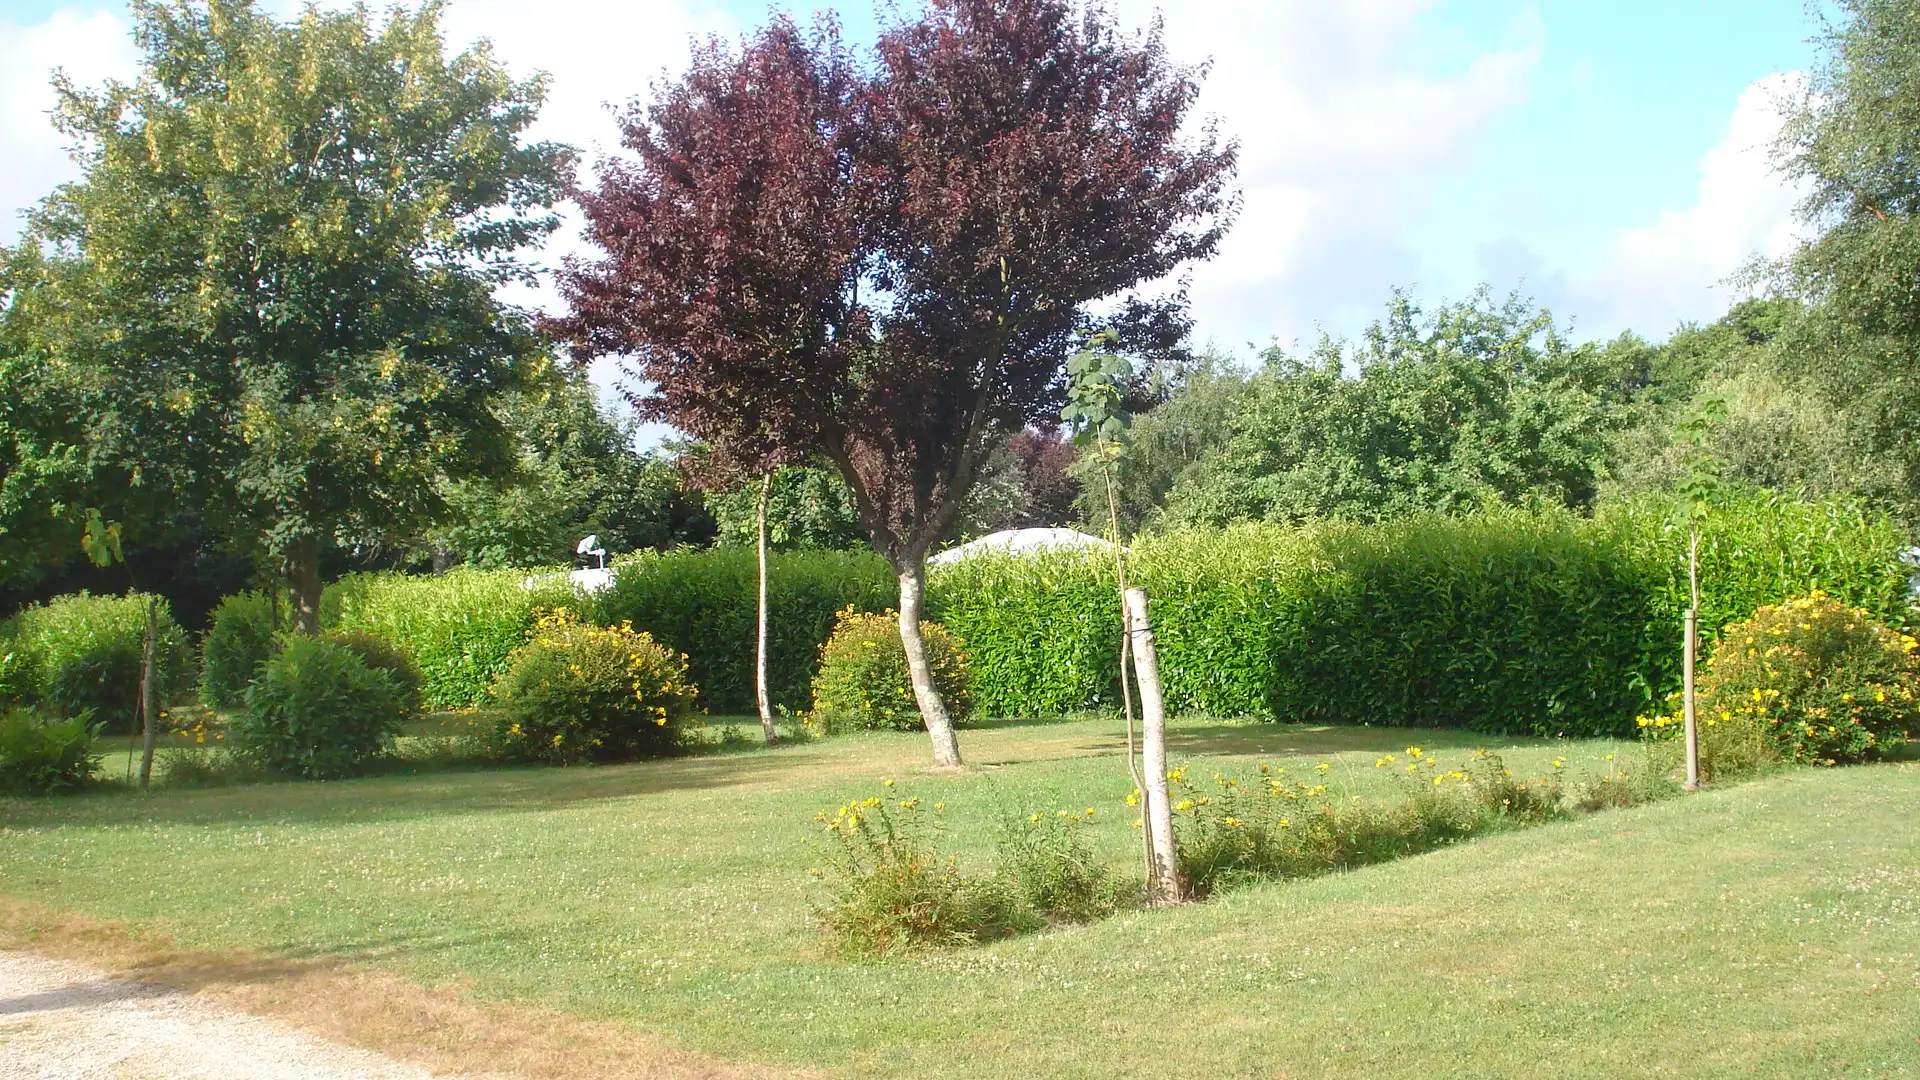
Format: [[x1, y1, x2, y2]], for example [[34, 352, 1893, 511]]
[[556, 0, 1235, 568], [1009, 425, 1081, 527]]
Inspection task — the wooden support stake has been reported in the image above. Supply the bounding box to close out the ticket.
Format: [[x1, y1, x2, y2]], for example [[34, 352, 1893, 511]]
[[137, 596, 160, 791], [1683, 607, 1700, 790], [1125, 587, 1183, 905]]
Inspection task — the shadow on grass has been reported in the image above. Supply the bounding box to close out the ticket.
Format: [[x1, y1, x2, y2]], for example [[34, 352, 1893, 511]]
[[28, 741, 833, 830], [32, 714, 1574, 832]]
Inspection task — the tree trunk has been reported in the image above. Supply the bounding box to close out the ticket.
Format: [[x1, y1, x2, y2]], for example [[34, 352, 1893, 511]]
[[1126, 587, 1183, 904], [897, 557, 962, 768], [755, 471, 777, 745], [137, 596, 160, 791], [289, 534, 323, 636]]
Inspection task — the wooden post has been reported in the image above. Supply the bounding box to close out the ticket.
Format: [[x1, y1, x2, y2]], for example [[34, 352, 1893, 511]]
[[1125, 587, 1183, 905], [1683, 527, 1701, 790], [137, 596, 160, 791], [1683, 607, 1700, 790]]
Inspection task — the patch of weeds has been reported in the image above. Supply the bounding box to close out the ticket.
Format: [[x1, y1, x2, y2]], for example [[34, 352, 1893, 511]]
[[1568, 750, 1680, 813], [811, 785, 1032, 957], [992, 808, 1123, 923], [1172, 749, 1567, 898]]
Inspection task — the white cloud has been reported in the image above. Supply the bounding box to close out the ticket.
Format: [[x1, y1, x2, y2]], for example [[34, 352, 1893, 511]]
[[0, 8, 139, 244], [1117, 0, 1542, 354], [1578, 72, 1808, 336], [427, 0, 738, 431]]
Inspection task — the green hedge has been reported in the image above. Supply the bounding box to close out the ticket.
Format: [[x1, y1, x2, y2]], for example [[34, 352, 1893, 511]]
[[929, 494, 1913, 737], [323, 568, 586, 709], [0, 592, 190, 732], [594, 547, 894, 714]]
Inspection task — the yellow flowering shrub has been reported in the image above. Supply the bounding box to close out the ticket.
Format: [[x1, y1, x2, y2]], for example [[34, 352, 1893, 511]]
[[489, 610, 700, 765], [1639, 592, 1919, 773], [807, 607, 969, 733]]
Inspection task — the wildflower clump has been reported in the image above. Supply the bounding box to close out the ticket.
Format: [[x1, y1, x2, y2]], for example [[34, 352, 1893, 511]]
[[807, 607, 969, 734], [993, 808, 1119, 922], [1172, 750, 1567, 897], [1639, 592, 1919, 775], [811, 789, 1028, 956], [489, 610, 700, 765]]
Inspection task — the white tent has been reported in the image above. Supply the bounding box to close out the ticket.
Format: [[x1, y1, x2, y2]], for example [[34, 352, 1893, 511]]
[[928, 527, 1117, 567]]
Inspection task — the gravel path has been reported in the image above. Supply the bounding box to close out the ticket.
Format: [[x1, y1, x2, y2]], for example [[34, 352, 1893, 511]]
[[0, 950, 460, 1080]]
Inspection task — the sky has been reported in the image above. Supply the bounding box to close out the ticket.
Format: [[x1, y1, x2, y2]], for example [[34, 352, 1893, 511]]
[[0, 0, 1833, 409]]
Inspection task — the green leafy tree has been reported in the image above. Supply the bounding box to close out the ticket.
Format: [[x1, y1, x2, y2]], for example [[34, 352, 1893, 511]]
[[6, 0, 566, 632], [705, 465, 864, 551], [1774, 0, 1920, 517], [436, 373, 712, 567], [1168, 289, 1626, 527], [1609, 299, 1899, 513], [1069, 351, 1253, 536]]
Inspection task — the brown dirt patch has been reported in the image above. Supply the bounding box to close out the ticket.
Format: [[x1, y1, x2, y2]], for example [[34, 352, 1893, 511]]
[[0, 896, 809, 1080]]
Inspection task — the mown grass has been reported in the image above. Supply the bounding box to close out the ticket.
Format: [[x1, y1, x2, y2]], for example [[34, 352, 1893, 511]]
[[3, 714, 1918, 1079]]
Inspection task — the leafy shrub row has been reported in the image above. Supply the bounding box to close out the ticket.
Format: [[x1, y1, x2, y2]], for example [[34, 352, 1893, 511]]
[[594, 547, 894, 714], [930, 493, 1913, 736], [323, 567, 587, 708], [229, 634, 414, 780], [0, 592, 190, 732], [318, 550, 893, 717], [199, 591, 282, 708]]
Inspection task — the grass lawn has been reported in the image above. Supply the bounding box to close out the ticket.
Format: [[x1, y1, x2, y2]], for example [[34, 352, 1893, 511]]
[[4, 714, 1918, 1079]]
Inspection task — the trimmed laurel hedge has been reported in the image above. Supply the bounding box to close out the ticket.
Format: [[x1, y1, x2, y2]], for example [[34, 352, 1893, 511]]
[[0, 592, 190, 733], [594, 547, 894, 714], [290, 490, 1910, 735], [323, 568, 587, 709], [929, 493, 1914, 736]]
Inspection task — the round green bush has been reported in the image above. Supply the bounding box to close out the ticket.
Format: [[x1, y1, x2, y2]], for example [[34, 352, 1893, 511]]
[[489, 611, 700, 765], [322, 630, 425, 716], [808, 607, 970, 733], [0, 707, 101, 794], [1642, 591, 1920, 774], [232, 634, 405, 779], [200, 592, 281, 708]]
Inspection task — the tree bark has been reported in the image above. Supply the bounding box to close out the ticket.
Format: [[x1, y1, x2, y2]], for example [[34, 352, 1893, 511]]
[[289, 534, 323, 636], [1126, 587, 1183, 904], [897, 557, 962, 768], [755, 471, 777, 745], [137, 596, 160, 791]]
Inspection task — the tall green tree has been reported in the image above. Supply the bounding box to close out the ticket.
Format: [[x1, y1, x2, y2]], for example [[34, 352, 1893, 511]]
[[1167, 289, 1627, 526], [436, 373, 712, 568], [1068, 351, 1253, 535], [1608, 299, 1898, 509], [5, 0, 566, 631], [1774, 0, 1920, 517]]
